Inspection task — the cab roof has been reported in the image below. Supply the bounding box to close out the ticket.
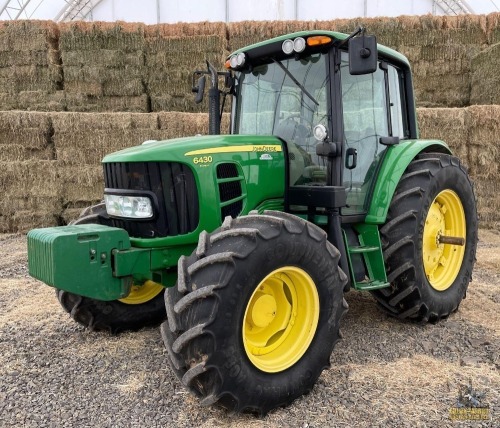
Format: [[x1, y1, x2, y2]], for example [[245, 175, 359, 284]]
[[228, 30, 410, 70]]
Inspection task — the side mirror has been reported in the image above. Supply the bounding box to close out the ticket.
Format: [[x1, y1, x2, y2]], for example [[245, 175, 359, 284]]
[[193, 75, 206, 104], [348, 34, 377, 75]]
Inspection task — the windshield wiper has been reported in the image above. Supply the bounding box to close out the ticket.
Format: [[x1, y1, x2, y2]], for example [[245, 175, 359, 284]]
[[272, 58, 319, 106]]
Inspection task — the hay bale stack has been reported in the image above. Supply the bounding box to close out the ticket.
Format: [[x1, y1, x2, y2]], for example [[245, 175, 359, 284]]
[[145, 22, 227, 112], [0, 20, 64, 111], [470, 42, 500, 105], [52, 112, 162, 165], [394, 15, 486, 107], [0, 111, 53, 161], [60, 21, 148, 112], [416, 107, 468, 165], [0, 160, 61, 232], [465, 105, 500, 227]]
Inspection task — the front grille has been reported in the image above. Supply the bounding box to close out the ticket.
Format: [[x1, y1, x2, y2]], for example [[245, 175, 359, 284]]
[[103, 162, 199, 238], [216, 163, 244, 221]]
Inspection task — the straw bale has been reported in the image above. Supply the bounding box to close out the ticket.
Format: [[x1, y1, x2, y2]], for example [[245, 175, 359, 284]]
[[11, 211, 59, 233], [414, 74, 471, 108], [59, 21, 145, 52], [0, 160, 60, 199], [144, 22, 227, 45], [157, 112, 208, 137], [145, 24, 227, 113], [0, 112, 51, 153], [17, 90, 66, 111], [102, 78, 144, 97], [64, 81, 103, 96], [0, 65, 61, 93], [57, 163, 104, 204], [486, 12, 500, 44], [0, 20, 58, 52], [51, 112, 158, 131], [465, 105, 500, 180], [54, 130, 165, 164], [416, 107, 468, 164], [0, 196, 61, 216], [470, 42, 500, 105], [474, 180, 500, 228], [0, 145, 53, 162], [52, 112, 161, 163], [0, 92, 17, 109], [65, 94, 149, 113], [61, 49, 144, 68], [0, 49, 59, 67]]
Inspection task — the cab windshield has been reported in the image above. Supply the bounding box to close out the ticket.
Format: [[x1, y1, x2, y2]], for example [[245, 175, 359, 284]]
[[233, 53, 329, 185]]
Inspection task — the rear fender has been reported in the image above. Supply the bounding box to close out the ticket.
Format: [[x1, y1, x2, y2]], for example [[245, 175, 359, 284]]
[[365, 139, 451, 224]]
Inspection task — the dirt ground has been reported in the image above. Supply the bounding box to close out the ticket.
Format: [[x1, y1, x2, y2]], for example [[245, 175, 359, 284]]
[[0, 230, 498, 427]]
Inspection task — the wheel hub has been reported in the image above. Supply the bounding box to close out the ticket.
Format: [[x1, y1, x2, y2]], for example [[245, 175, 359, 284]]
[[242, 267, 319, 373], [422, 190, 466, 291]]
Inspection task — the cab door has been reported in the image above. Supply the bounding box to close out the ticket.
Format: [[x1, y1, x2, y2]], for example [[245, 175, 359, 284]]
[[340, 52, 406, 216]]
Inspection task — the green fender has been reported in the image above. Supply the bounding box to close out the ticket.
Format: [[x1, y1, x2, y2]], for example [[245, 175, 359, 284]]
[[365, 139, 451, 224]]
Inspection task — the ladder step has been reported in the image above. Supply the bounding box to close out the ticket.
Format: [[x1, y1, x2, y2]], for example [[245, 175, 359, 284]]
[[349, 245, 379, 254], [354, 280, 390, 291]]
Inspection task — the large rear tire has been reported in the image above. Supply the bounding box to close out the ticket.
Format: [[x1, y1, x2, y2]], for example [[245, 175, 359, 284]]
[[57, 203, 166, 334], [371, 154, 478, 322], [162, 211, 348, 414]]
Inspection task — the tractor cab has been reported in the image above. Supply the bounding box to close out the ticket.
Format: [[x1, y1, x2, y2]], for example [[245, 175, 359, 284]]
[[198, 29, 416, 220], [193, 29, 419, 289]]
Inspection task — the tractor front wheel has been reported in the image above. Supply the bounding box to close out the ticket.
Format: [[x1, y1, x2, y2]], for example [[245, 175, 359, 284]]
[[372, 154, 478, 322], [162, 211, 347, 414], [56, 203, 166, 334]]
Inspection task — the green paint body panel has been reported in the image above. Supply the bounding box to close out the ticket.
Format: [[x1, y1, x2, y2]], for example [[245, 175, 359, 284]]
[[27, 224, 133, 301], [365, 139, 451, 224], [103, 134, 286, 249]]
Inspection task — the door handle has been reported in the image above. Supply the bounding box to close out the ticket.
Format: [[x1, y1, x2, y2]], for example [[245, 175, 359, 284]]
[[345, 148, 357, 169]]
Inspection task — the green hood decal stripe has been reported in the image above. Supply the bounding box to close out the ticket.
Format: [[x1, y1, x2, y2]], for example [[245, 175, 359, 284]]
[[185, 144, 282, 156]]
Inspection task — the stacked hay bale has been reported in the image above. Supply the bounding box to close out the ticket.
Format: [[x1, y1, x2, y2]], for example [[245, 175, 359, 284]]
[[396, 15, 487, 108], [59, 21, 148, 112], [51, 111, 214, 223], [466, 105, 500, 228], [145, 22, 227, 112], [417, 107, 469, 166], [0, 20, 64, 111], [52, 112, 160, 222], [470, 42, 500, 105], [0, 112, 60, 232]]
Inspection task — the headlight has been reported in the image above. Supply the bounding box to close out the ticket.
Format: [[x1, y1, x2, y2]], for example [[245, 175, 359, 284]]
[[104, 194, 154, 219]]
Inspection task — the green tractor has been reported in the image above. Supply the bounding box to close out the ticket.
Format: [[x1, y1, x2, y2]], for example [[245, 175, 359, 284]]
[[28, 28, 477, 414]]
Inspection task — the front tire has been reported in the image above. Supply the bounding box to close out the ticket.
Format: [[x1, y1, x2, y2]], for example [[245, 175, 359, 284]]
[[162, 211, 348, 414], [57, 203, 166, 334], [371, 154, 478, 322]]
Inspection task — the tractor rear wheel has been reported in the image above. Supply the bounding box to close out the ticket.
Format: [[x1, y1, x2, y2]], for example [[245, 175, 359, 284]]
[[371, 154, 478, 322], [162, 211, 347, 414], [56, 203, 166, 334]]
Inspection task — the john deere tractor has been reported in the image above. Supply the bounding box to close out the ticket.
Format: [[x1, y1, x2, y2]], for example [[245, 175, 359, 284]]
[[28, 28, 477, 414]]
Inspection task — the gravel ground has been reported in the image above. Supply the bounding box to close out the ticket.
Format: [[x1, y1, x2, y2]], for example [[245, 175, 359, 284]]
[[0, 230, 499, 427]]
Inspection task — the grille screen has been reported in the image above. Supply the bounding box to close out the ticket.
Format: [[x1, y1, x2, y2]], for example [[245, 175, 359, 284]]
[[103, 162, 199, 238], [216, 163, 243, 221]]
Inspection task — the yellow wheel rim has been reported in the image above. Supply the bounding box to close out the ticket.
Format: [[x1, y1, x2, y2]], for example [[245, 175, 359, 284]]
[[423, 189, 466, 291], [118, 280, 164, 305], [242, 266, 320, 373]]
